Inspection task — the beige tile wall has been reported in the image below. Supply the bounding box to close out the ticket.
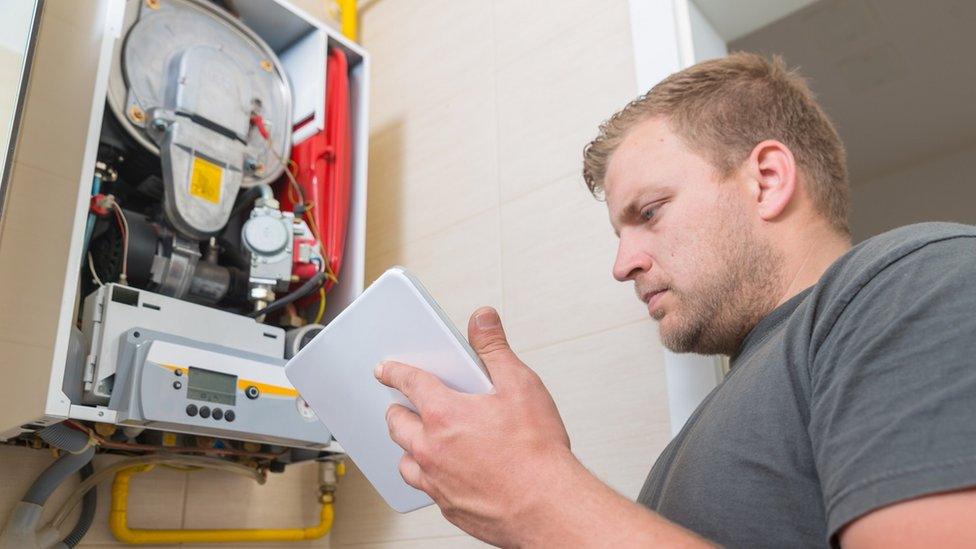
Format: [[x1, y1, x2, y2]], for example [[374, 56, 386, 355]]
[[0, 2, 672, 548], [331, 0, 673, 547]]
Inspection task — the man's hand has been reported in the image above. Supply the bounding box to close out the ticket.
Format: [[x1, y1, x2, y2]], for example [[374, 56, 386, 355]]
[[375, 306, 575, 546], [377, 306, 712, 548]]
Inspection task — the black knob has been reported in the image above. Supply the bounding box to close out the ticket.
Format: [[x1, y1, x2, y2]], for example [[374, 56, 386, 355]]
[[245, 385, 260, 399], [199, 406, 211, 419], [224, 410, 235, 422], [212, 408, 223, 420], [174, 369, 183, 377], [185, 404, 198, 417], [173, 381, 182, 390]]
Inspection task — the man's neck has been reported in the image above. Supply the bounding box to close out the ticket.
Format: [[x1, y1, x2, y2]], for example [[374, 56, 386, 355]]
[[775, 227, 852, 307]]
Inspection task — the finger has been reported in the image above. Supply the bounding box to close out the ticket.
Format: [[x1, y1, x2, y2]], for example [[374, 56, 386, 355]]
[[375, 360, 448, 414], [386, 403, 423, 454], [467, 307, 522, 380], [398, 453, 425, 491]]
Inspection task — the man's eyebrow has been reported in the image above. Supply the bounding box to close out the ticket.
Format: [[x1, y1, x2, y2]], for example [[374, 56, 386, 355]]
[[611, 200, 641, 238]]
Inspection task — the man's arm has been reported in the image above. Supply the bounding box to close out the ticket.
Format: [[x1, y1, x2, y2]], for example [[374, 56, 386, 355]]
[[376, 307, 711, 548], [809, 233, 976, 546], [840, 489, 976, 548]]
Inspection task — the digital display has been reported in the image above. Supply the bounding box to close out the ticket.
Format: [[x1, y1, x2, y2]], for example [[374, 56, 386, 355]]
[[187, 367, 237, 406]]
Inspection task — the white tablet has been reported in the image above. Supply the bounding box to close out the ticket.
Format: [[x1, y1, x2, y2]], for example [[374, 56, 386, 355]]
[[284, 266, 493, 512]]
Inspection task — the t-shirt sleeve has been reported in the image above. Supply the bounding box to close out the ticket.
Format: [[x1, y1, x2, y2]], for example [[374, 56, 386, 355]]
[[809, 236, 976, 540]]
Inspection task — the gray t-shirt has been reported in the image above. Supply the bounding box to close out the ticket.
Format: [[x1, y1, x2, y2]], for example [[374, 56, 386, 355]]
[[637, 222, 976, 548]]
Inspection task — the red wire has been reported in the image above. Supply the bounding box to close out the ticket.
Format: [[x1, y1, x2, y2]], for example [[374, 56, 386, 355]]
[[250, 113, 270, 140]]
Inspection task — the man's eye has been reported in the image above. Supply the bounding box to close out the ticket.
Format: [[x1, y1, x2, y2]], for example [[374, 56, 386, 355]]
[[640, 206, 659, 221]]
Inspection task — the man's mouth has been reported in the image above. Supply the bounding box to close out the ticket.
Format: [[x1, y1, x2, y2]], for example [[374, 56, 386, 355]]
[[641, 288, 668, 313]]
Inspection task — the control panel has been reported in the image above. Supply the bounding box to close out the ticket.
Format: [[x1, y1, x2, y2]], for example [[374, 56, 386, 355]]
[[110, 329, 331, 449]]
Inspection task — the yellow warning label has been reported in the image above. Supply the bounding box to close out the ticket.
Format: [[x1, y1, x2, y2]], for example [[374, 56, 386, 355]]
[[189, 156, 222, 204]]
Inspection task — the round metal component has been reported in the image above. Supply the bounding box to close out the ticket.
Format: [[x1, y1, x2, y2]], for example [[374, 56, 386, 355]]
[[128, 105, 146, 124], [245, 385, 260, 400], [243, 215, 289, 255], [296, 397, 318, 422], [284, 324, 324, 359], [107, 0, 292, 187]]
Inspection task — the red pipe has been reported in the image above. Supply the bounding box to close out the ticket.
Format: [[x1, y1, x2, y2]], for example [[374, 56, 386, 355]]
[[281, 47, 352, 294]]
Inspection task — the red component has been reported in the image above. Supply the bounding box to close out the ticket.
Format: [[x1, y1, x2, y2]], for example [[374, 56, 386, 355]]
[[89, 194, 111, 216], [279, 47, 352, 294], [292, 228, 320, 281], [250, 113, 270, 140]]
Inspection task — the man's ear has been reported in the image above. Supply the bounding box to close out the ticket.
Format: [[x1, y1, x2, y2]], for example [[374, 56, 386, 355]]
[[744, 140, 798, 222]]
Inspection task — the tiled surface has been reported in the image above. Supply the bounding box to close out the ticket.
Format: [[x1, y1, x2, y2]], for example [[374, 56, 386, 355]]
[[0, 445, 335, 548], [181, 460, 322, 531], [339, 0, 666, 547], [519, 319, 671, 498], [364, 80, 500, 257], [494, 1, 637, 202], [500, 174, 646, 352], [79, 456, 189, 546], [360, 0, 494, 131], [329, 463, 467, 546], [366, 208, 503, 330], [0, 447, 189, 548]]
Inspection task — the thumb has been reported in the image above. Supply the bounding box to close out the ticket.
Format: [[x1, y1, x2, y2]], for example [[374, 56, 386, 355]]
[[468, 307, 521, 379]]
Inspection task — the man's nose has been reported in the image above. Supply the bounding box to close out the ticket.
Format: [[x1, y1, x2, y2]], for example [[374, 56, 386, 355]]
[[613, 235, 652, 282]]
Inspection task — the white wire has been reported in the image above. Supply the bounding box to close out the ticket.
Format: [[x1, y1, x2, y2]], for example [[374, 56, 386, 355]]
[[113, 204, 130, 283], [87, 252, 103, 286]]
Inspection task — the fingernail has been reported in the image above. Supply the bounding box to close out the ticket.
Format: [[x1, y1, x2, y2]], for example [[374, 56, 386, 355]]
[[374, 362, 385, 379], [475, 308, 500, 329]]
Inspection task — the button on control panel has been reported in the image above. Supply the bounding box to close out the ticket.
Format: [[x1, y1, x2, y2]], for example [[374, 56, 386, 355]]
[[212, 408, 223, 421], [199, 406, 211, 419], [186, 404, 198, 417]]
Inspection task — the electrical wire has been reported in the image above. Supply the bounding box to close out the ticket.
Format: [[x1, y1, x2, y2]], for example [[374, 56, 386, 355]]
[[87, 252, 103, 286], [247, 272, 326, 319], [314, 288, 326, 324], [250, 112, 339, 325], [302, 203, 338, 284], [112, 204, 130, 284]]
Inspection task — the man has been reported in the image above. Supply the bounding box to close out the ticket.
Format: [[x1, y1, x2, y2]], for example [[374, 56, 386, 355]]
[[374, 53, 976, 547]]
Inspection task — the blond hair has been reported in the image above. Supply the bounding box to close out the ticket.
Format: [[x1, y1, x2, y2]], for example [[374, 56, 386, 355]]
[[582, 52, 850, 234]]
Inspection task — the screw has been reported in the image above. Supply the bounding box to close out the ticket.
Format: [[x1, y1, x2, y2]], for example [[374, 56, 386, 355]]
[[128, 106, 146, 124], [151, 118, 167, 132], [260, 60, 273, 72]]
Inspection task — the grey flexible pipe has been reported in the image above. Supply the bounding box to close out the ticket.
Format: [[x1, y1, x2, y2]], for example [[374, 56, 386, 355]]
[[60, 462, 96, 548], [22, 424, 95, 506], [37, 424, 88, 453]]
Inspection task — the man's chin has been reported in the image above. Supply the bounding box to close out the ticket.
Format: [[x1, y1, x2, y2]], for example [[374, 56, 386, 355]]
[[657, 314, 706, 354]]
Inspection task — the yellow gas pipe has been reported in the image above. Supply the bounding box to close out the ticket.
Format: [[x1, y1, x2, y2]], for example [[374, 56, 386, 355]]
[[337, 0, 357, 41], [109, 465, 336, 544]]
